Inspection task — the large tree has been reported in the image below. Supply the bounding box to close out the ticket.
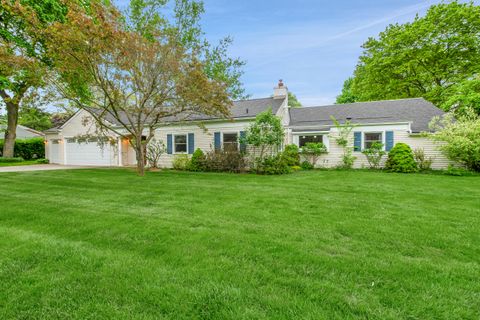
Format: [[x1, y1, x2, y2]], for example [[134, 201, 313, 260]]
[[340, 1, 480, 112], [336, 77, 358, 104], [288, 92, 302, 108], [18, 105, 52, 131], [45, 0, 241, 175], [0, 0, 68, 157]]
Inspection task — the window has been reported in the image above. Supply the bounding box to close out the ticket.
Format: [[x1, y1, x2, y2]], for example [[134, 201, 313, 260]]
[[174, 134, 187, 153], [223, 133, 238, 151], [51, 139, 60, 144], [364, 132, 383, 149], [299, 135, 323, 148], [66, 138, 76, 143]]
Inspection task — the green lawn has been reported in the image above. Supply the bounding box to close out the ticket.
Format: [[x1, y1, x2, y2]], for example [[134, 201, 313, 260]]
[[0, 160, 43, 167], [0, 169, 479, 319]]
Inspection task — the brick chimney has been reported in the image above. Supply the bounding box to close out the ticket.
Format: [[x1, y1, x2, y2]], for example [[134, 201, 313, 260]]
[[273, 79, 288, 99]]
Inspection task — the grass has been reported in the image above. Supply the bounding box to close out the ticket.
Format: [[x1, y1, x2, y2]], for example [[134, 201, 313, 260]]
[[0, 160, 43, 167], [0, 169, 479, 319]]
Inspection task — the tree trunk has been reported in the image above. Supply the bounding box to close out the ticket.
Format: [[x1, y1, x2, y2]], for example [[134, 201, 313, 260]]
[[2, 101, 19, 158], [134, 136, 145, 176]]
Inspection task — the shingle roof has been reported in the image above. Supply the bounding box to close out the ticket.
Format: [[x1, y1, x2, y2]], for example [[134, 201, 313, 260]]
[[81, 97, 284, 127], [289, 98, 445, 133]]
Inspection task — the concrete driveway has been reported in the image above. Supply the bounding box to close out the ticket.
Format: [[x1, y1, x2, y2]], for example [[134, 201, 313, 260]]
[[0, 164, 93, 173]]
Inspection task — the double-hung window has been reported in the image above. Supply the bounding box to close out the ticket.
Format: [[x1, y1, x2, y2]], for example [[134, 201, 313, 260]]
[[174, 134, 187, 153], [223, 133, 239, 151], [299, 135, 323, 148], [364, 132, 383, 149]]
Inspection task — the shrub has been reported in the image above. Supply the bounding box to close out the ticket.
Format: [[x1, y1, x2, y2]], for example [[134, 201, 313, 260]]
[[204, 150, 247, 173], [255, 154, 291, 175], [36, 158, 49, 164], [0, 157, 24, 163], [385, 143, 418, 173], [146, 139, 165, 169], [444, 165, 475, 176], [413, 148, 433, 171], [362, 142, 386, 169], [301, 142, 327, 167], [330, 117, 357, 169], [0, 138, 45, 160], [282, 144, 300, 166], [187, 148, 206, 172], [429, 108, 480, 171], [291, 165, 301, 172], [241, 109, 284, 161], [172, 154, 190, 171], [301, 160, 314, 170]]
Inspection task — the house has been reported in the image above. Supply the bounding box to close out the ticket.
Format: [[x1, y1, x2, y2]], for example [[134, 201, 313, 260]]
[[44, 81, 449, 169], [0, 124, 44, 140]]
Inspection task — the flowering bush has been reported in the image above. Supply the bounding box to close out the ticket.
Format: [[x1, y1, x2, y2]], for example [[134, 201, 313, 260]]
[[430, 108, 480, 171]]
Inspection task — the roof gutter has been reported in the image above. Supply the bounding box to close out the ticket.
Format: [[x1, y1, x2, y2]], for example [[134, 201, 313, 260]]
[[287, 121, 412, 130]]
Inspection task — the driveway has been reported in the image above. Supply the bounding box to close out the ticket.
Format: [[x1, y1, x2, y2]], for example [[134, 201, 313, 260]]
[[0, 164, 93, 173]]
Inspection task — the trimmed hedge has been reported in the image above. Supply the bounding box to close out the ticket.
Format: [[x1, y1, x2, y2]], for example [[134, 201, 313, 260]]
[[0, 138, 45, 160], [385, 143, 418, 173], [0, 157, 24, 163]]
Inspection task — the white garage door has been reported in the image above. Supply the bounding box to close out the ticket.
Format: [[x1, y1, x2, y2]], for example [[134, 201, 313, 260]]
[[50, 140, 61, 164], [66, 138, 115, 166]]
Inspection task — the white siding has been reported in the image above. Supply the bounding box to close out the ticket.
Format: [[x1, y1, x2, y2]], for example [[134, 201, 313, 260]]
[[154, 121, 252, 168], [291, 124, 450, 169]]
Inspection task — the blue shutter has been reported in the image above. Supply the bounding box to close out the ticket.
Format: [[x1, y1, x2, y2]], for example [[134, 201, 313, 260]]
[[167, 134, 173, 154], [354, 132, 362, 152], [386, 131, 394, 151], [188, 133, 195, 154], [214, 132, 221, 151], [239, 131, 247, 153]]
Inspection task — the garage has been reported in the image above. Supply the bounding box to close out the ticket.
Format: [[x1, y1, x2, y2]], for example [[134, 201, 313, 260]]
[[65, 138, 116, 166]]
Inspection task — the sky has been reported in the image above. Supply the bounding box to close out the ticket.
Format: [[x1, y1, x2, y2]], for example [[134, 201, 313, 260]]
[[189, 0, 444, 106], [115, 0, 455, 106]]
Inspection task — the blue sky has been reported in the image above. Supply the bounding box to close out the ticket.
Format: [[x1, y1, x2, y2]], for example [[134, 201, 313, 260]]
[[108, 1, 475, 106]]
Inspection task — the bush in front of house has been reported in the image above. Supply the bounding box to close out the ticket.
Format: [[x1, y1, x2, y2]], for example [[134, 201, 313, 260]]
[[385, 143, 418, 173], [36, 158, 49, 164], [187, 149, 206, 172], [0, 157, 24, 163], [0, 138, 45, 160], [255, 154, 291, 175], [301, 142, 327, 168], [429, 108, 480, 172], [204, 150, 247, 173], [301, 160, 314, 170], [146, 139, 165, 169], [413, 148, 433, 171], [282, 144, 300, 166], [172, 154, 190, 171], [362, 142, 386, 169]]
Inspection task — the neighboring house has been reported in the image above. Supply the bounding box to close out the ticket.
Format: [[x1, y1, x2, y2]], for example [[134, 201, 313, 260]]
[[44, 81, 449, 169], [0, 124, 44, 140]]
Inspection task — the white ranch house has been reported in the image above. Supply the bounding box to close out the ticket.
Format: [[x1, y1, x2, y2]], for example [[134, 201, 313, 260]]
[[44, 81, 449, 169]]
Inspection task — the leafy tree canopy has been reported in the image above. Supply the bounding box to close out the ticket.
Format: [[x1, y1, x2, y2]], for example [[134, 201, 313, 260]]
[[339, 1, 480, 113], [18, 105, 52, 131], [288, 92, 302, 108], [43, 0, 242, 175], [0, 0, 86, 156], [336, 78, 358, 104]]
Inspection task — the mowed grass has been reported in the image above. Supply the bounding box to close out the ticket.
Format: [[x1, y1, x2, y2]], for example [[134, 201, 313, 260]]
[[0, 169, 479, 319], [0, 160, 41, 167]]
